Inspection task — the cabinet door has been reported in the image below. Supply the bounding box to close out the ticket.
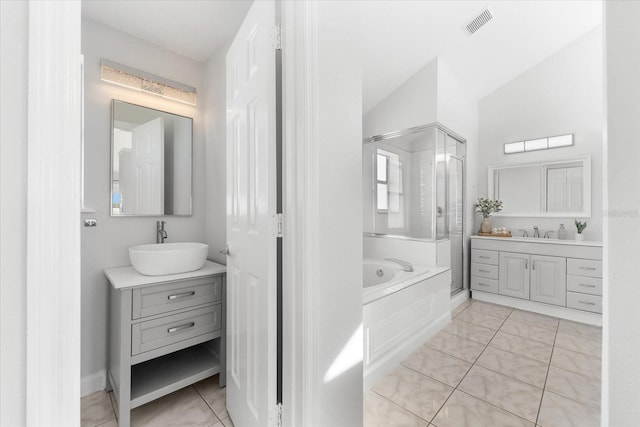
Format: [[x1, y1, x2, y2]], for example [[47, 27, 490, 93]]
[[530, 255, 567, 306], [499, 252, 530, 299]]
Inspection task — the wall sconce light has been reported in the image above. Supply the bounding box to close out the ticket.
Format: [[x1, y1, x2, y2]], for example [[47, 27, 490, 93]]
[[100, 59, 196, 106], [504, 134, 573, 154]]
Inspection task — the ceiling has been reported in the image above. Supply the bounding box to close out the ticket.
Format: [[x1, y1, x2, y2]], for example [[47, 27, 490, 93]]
[[82, 1, 602, 112], [82, 0, 253, 62]]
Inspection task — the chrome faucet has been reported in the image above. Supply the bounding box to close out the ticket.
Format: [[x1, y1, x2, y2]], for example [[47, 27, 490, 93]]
[[385, 258, 414, 272], [156, 220, 167, 243], [533, 226, 540, 238], [519, 229, 529, 237], [543, 231, 554, 239]]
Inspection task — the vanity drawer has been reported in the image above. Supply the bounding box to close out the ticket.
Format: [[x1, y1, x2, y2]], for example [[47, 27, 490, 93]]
[[131, 304, 221, 356], [567, 259, 602, 278], [567, 275, 602, 296], [132, 276, 222, 319], [471, 276, 498, 294], [471, 262, 499, 280], [566, 292, 602, 314], [471, 250, 499, 266]]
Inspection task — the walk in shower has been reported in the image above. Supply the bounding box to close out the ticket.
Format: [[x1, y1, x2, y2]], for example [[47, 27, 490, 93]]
[[363, 123, 466, 294]]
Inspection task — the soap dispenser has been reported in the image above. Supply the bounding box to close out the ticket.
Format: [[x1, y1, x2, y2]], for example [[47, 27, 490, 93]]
[[558, 224, 568, 240]]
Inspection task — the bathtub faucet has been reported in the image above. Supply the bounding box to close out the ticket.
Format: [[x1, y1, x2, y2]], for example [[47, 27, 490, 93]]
[[385, 258, 414, 272]]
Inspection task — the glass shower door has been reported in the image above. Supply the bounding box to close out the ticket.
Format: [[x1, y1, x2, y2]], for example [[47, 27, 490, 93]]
[[448, 154, 464, 295]]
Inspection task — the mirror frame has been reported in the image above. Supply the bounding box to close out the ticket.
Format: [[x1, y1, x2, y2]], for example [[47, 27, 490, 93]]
[[488, 156, 591, 218], [110, 99, 194, 217]]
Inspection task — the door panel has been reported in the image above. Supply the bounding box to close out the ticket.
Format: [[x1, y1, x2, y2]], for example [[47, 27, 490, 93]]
[[530, 255, 566, 306], [225, 1, 277, 426], [499, 252, 530, 299]]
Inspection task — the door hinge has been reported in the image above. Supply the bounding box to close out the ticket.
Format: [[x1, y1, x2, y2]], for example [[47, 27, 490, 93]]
[[275, 213, 284, 238], [274, 24, 283, 51], [270, 402, 283, 426]]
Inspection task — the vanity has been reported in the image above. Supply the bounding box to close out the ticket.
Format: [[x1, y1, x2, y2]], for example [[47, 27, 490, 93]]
[[105, 260, 226, 427], [471, 236, 602, 325]]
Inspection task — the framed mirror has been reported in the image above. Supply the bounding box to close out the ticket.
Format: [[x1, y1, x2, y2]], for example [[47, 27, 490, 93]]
[[488, 156, 591, 218], [111, 100, 193, 216]]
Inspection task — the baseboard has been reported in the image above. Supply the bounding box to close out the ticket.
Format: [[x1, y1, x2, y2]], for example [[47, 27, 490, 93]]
[[450, 290, 470, 310], [81, 370, 106, 397]]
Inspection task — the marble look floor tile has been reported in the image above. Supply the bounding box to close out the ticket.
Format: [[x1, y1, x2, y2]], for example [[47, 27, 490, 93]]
[[508, 310, 559, 331], [424, 331, 487, 363], [550, 347, 601, 379], [452, 300, 473, 318], [364, 391, 429, 427], [489, 331, 553, 364], [476, 346, 548, 388], [403, 345, 472, 387], [443, 318, 497, 345], [545, 366, 601, 408], [95, 421, 118, 427], [557, 320, 602, 340], [373, 366, 453, 422], [81, 390, 116, 427], [537, 391, 600, 427], [130, 386, 218, 427], [194, 374, 228, 420], [467, 301, 513, 319], [458, 365, 543, 422], [219, 417, 234, 427], [454, 309, 506, 330], [109, 391, 118, 416], [554, 331, 601, 358], [431, 390, 534, 427], [500, 318, 557, 345]]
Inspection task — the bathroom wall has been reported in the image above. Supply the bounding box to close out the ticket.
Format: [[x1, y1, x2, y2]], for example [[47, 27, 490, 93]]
[[81, 19, 206, 393], [477, 27, 603, 240], [0, 1, 28, 423], [203, 48, 228, 264], [605, 1, 640, 423]]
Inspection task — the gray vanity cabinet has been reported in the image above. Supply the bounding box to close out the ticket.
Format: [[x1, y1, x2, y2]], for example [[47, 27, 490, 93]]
[[530, 255, 566, 306], [105, 261, 226, 427]]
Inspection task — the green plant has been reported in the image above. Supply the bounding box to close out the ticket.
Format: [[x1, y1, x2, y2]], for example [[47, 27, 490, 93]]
[[575, 220, 588, 234], [475, 198, 503, 218]]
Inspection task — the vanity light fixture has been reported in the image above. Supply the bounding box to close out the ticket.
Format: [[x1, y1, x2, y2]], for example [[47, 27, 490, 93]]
[[100, 59, 196, 106], [504, 133, 573, 154]]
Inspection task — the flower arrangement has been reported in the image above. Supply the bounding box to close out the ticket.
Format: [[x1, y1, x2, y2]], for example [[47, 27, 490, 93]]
[[475, 198, 503, 218], [575, 220, 588, 234]]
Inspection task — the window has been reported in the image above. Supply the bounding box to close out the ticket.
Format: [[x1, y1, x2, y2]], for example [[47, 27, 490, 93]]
[[376, 149, 402, 213]]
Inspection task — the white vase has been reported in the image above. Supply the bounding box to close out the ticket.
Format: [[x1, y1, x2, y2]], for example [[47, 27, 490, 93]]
[[575, 233, 584, 241]]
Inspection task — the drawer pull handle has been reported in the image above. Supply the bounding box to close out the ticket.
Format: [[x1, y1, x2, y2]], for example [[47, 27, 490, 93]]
[[579, 301, 596, 306], [479, 256, 490, 259], [477, 283, 489, 287], [168, 291, 195, 300], [579, 284, 596, 288], [167, 322, 195, 333], [579, 267, 597, 271], [479, 269, 490, 273]]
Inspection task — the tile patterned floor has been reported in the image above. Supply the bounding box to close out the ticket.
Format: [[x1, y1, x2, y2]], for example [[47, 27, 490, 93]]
[[365, 299, 602, 427], [81, 374, 234, 427]]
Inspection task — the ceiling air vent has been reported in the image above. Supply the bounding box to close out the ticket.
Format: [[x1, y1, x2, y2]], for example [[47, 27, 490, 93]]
[[465, 7, 493, 35]]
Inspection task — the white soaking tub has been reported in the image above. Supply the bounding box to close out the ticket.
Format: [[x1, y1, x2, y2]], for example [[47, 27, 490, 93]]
[[362, 257, 451, 390]]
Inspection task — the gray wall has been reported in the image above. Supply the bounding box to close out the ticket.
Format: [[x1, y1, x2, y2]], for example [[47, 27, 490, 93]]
[[81, 19, 206, 380], [0, 1, 28, 424], [477, 28, 603, 240], [605, 1, 640, 423]]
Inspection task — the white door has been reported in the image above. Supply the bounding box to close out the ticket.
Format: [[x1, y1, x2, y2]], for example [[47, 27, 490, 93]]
[[530, 255, 567, 306], [225, 1, 278, 426], [121, 117, 164, 215], [499, 252, 530, 299]]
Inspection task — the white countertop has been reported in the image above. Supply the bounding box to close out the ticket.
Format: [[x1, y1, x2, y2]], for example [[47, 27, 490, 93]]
[[471, 235, 603, 247], [105, 260, 227, 289]]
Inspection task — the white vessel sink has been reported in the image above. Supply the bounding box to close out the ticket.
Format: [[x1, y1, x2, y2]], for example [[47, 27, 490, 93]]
[[129, 242, 208, 276]]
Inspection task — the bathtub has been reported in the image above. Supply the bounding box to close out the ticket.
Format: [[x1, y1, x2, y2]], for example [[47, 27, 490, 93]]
[[363, 258, 451, 390]]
